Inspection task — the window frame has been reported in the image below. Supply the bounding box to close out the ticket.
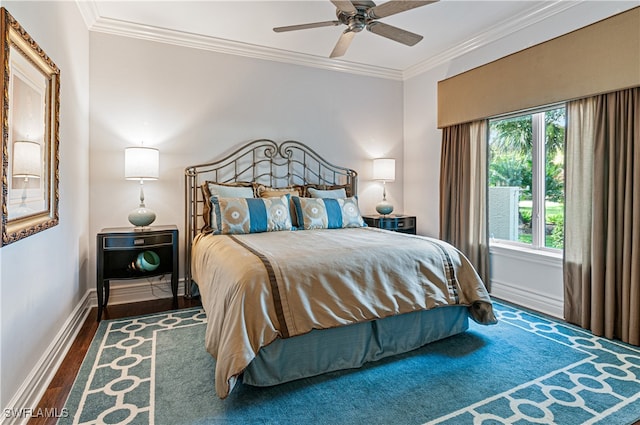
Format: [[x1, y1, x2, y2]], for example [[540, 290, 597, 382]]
[[488, 103, 566, 253]]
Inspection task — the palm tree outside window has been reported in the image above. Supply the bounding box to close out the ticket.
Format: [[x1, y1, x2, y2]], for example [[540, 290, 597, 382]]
[[488, 105, 566, 250]]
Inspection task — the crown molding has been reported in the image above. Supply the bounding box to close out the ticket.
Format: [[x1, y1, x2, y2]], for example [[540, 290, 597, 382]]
[[76, 0, 580, 81], [75, 0, 100, 29], [85, 14, 404, 80], [402, 1, 581, 80]]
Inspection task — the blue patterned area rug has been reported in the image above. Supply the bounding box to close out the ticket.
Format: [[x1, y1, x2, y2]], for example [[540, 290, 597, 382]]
[[58, 301, 640, 425]]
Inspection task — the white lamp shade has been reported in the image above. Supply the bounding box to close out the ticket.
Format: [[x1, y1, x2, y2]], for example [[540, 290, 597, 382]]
[[372, 158, 395, 182], [125, 147, 159, 180], [13, 140, 41, 178]]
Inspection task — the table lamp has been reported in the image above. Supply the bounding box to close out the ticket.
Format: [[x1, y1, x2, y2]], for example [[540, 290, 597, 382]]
[[372, 158, 395, 215], [125, 146, 159, 227]]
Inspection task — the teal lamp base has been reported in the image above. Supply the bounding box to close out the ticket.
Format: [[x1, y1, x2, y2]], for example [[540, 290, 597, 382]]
[[128, 205, 156, 227], [375, 200, 394, 215], [128, 182, 156, 227]]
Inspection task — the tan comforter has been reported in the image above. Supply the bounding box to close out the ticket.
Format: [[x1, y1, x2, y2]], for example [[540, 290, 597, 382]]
[[192, 227, 496, 398]]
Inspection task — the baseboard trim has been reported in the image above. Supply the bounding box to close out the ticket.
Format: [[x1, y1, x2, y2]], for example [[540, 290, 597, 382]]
[[0, 292, 92, 425], [490, 278, 564, 319]]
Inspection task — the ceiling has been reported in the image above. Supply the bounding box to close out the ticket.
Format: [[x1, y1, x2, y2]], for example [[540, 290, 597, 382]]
[[77, 0, 639, 80]]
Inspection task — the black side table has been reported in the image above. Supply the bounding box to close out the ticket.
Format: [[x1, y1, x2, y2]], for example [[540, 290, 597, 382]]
[[362, 214, 417, 235], [96, 225, 178, 321]]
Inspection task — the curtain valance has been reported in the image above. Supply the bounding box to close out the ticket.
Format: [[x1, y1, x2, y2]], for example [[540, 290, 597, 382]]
[[437, 7, 639, 128]]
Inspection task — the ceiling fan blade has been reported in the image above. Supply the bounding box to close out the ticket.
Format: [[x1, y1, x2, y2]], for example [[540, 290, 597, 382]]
[[331, 0, 357, 14], [369, 0, 438, 19], [273, 20, 341, 33], [367, 21, 423, 46], [330, 30, 356, 58]]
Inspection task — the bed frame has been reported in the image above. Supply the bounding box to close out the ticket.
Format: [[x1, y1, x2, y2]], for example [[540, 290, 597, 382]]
[[184, 139, 357, 297], [184, 139, 471, 395]]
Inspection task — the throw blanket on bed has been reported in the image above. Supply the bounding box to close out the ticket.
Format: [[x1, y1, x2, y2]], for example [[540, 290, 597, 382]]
[[192, 227, 496, 398]]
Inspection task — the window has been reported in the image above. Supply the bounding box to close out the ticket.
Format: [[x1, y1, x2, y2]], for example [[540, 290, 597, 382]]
[[488, 106, 565, 250]]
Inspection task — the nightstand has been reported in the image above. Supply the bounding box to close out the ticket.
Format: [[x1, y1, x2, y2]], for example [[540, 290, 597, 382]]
[[362, 214, 417, 235], [96, 225, 178, 321]]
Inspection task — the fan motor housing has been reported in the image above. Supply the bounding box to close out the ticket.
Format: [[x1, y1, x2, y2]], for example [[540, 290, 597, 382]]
[[336, 0, 376, 32]]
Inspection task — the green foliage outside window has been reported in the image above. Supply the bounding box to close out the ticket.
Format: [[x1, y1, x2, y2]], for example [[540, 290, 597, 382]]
[[489, 107, 565, 249]]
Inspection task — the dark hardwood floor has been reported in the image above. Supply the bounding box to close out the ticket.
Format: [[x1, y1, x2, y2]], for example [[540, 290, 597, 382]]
[[27, 297, 202, 425]]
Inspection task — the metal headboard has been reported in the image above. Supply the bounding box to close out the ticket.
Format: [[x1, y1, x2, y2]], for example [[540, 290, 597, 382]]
[[184, 139, 358, 297]]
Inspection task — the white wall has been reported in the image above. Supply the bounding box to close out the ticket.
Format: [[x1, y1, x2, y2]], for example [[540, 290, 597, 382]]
[[490, 245, 563, 317], [403, 63, 447, 237], [88, 32, 404, 294], [403, 1, 635, 316], [0, 0, 90, 414]]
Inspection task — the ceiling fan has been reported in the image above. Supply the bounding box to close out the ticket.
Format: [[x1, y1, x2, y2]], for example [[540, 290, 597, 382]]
[[273, 0, 438, 58]]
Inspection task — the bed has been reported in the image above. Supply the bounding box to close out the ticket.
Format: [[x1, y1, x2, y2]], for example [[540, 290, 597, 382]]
[[185, 139, 496, 399]]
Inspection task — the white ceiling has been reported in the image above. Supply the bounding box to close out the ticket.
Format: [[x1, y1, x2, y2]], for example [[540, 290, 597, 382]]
[[77, 0, 639, 80]]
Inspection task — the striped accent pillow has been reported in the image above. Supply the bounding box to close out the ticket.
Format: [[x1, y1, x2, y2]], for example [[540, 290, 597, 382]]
[[292, 196, 366, 230], [212, 195, 293, 234]]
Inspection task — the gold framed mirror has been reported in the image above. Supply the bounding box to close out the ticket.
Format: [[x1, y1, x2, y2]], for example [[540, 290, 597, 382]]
[[1, 8, 60, 246]]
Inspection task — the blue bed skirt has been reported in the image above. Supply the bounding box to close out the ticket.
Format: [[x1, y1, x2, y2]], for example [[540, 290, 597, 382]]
[[243, 305, 469, 386]]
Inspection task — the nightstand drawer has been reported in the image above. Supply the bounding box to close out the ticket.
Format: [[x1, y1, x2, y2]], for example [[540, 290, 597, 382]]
[[395, 217, 415, 229], [103, 232, 174, 249]]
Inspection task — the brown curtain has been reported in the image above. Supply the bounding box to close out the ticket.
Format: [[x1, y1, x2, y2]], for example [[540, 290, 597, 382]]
[[564, 87, 640, 345], [440, 121, 490, 288]]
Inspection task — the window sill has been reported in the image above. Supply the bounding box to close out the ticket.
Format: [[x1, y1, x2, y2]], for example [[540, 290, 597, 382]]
[[490, 241, 563, 267]]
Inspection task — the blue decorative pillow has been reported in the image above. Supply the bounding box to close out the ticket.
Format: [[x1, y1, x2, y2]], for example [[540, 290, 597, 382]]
[[206, 182, 255, 198], [212, 195, 293, 234], [292, 196, 366, 230]]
